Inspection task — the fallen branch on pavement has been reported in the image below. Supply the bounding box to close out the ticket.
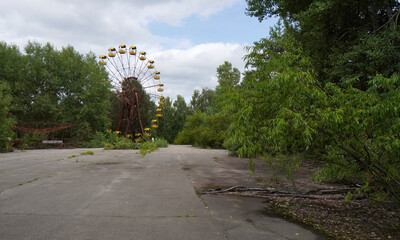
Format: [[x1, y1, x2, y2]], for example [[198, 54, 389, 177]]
[[202, 185, 358, 200]]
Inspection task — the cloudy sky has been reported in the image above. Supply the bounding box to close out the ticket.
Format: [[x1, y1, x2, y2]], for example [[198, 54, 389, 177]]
[[1, 0, 276, 102]]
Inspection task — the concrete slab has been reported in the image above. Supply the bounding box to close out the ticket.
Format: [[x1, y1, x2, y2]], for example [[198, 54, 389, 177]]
[[0, 146, 326, 239]]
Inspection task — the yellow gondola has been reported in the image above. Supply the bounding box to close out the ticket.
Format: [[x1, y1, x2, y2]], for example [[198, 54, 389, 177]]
[[151, 125, 158, 128], [108, 47, 116, 57], [154, 71, 160, 80], [99, 55, 107, 65], [157, 83, 164, 87], [119, 44, 127, 54], [144, 128, 150, 131], [135, 133, 141, 137], [146, 133, 151, 137], [157, 88, 164, 92], [139, 51, 146, 60], [158, 96, 164, 100], [156, 108, 162, 112], [158, 101, 164, 105], [151, 119, 158, 123], [135, 139, 141, 142], [156, 114, 163, 117], [129, 46, 137, 55], [147, 60, 154, 69]]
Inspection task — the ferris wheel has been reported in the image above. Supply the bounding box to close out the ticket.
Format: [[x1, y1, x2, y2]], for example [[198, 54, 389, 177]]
[[99, 44, 164, 141]]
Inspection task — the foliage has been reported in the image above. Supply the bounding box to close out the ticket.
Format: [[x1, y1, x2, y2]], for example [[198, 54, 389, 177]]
[[80, 151, 94, 155], [20, 132, 48, 149], [216, 61, 240, 88], [89, 130, 162, 157], [139, 141, 158, 156], [189, 88, 215, 113], [226, 19, 400, 201], [89, 131, 139, 149], [157, 95, 189, 143], [174, 111, 229, 149], [0, 83, 15, 152], [103, 137, 140, 150], [156, 97, 174, 142], [87, 132, 108, 148], [245, 0, 400, 86], [262, 155, 301, 186], [0, 41, 112, 144], [154, 138, 168, 148], [174, 111, 204, 145]]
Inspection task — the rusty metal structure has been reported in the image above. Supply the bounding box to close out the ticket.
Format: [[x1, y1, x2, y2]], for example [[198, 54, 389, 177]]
[[13, 122, 72, 148], [99, 45, 164, 140], [14, 123, 72, 134]]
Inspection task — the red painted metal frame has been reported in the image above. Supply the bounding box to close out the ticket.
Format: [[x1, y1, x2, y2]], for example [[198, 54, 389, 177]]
[[116, 77, 145, 137]]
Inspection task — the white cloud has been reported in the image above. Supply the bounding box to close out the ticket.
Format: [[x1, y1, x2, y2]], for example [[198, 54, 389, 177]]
[[149, 42, 247, 102], [0, 0, 237, 48]]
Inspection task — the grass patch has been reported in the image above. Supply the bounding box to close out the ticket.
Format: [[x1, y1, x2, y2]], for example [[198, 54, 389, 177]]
[[80, 151, 94, 155]]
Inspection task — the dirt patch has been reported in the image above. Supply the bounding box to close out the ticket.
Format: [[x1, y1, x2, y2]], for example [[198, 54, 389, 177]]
[[187, 154, 400, 240], [219, 189, 399, 240]]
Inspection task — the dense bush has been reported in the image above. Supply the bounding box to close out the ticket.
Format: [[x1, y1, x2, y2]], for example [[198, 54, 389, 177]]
[[154, 138, 168, 148], [174, 111, 228, 149], [89, 131, 139, 149], [88, 131, 168, 156]]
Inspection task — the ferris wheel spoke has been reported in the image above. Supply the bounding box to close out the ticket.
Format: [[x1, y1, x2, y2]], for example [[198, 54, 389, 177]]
[[105, 64, 122, 83], [143, 84, 159, 89], [126, 53, 132, 77], [109, 57, 126, 80], [136, 61, 149, 80], [141, 73, 157, 86], [136, 60, 146, 80], [132, 54, 139, 77], [117, 53, 129, 78], [137, 65, 151, 82]]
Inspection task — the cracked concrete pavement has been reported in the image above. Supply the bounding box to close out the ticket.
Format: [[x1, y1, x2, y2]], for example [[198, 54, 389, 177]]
[[0, 145, 326, 239]]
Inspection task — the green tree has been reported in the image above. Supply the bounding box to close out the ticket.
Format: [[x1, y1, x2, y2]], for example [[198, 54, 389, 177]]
[[174, 111, 229, 148], [189, 88, 215, 113], [171, 95, 188, 139], [226, 20, 400, 201], [0, 83, 15, 152], [245, 0, 400, 88], [157, 97, 175, 142], [156, 95, 188, 143], [216, 61, 240, 88]]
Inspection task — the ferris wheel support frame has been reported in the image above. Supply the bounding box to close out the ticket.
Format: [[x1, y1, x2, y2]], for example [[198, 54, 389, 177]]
[[116, 89, 145, 137]]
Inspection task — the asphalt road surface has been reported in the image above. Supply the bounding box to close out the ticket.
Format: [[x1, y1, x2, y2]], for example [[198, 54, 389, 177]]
[[0, 145, 325, 239]]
